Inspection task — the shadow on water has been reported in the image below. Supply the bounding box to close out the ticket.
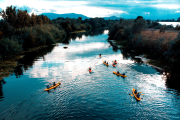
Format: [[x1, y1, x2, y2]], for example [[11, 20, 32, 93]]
[[0, 79, 6, 101], [13, 45, 55, 78]]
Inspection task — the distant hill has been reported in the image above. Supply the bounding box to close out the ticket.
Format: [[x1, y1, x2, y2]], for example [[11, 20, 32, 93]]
[[104, 16, 120, 20], [41, 13, 89, 20]]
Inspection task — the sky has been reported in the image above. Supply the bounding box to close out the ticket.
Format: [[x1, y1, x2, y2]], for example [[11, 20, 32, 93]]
[[0, 0, 180, 20]]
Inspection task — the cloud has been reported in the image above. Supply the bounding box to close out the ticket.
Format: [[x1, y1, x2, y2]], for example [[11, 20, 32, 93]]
[[175, 11, 180, 13], [0, 0, 180, 19], [151, 4, 180, 9], [144, 12, 150, 15], [15, 5, 34, 13]]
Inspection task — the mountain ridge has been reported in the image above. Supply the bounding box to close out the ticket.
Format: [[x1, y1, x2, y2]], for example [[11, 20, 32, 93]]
[[41, 13, 120, 20]]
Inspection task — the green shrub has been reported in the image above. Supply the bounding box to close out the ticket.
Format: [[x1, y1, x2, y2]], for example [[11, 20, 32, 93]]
[[0, 37, 22, 58], [15, 24, 66, 49]]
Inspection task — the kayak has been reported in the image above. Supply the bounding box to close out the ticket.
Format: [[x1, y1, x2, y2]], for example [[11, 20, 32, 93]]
[[45, 82, 61, 91], [112, 63, 116, 67], [113, 71, 127, 77], [103, 61, 109, 66], [132, 88, 141, 101]]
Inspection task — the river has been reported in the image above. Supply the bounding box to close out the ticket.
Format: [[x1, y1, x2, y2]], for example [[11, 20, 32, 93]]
[[158, 22, 180, 27], [0, 29, 180, 120]]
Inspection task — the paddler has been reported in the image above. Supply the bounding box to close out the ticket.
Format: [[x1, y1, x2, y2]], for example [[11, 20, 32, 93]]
[[53, 82, 56, 86], [117, 71, 119, 74], [137, 93, 140, 98], [46, 85, 50, 89], [99, 54, 101, 58], [134, 89, 137, 94], [112, 62, 115, 67], [114, 60, 117, 64], [89, 67, 91, 72]]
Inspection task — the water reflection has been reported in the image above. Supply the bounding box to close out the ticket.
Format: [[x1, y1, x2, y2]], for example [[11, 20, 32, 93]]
[[14, 46, 55, 78], [62, 28, 106, 45]]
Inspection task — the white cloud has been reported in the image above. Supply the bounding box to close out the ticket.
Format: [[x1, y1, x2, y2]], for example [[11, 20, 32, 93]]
[[53, 6, 127, 17], [144, 12, 150, 15], [0, 0, 127, 17], [175, 11, 180, 13], [151, 4, 180, 9]]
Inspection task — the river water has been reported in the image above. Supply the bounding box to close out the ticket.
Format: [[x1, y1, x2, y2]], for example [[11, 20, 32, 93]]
[[0, 29, 180, 120]]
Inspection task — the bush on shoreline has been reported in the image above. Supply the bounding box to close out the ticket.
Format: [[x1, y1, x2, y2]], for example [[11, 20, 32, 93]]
[[0, 37, 22, 59]]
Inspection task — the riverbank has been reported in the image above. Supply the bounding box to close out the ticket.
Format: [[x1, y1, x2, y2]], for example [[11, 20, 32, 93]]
[[70, 30, 86, 33], [0, 38, 67, 81], [108, 39, 165, 72]]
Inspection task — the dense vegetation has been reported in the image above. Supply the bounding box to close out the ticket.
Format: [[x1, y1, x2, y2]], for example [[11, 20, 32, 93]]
[[108, 16, 180, 89], [0, 5, 112, 60]]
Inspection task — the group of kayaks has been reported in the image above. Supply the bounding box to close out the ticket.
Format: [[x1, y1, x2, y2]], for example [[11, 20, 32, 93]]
[[102, 57, 141, 100], [45, 54, 141, 100], [102, 60, 127, 78]]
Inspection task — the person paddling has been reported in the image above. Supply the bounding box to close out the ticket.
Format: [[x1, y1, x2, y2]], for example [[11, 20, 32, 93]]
[[134, 89, 137, 94], [89, 67, 91, 72], [137, 93, 140, 98], [46, 85, 50, 89], [53, 82, 56, 86], [99, 54, 101, 58], [112, 62, 115, 67], [117, 71, 119, 74], [114, 60, 117, 64]]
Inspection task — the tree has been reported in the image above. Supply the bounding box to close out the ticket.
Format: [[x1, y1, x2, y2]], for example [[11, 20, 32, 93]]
[[134, 16, 143, 22], [78, 17, 82, 24], [132, 18, 147, 34], [0, 6, 17, 26], [16, 10, 30, 28], [30, 13, 37, 26]]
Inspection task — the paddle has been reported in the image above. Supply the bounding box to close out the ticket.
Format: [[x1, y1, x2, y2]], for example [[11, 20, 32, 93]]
[[129, 94, 133, 96]]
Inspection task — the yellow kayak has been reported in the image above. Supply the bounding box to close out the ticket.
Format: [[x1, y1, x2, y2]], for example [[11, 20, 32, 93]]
[[103, 61, 109, 66], [45, 82, 61, 91], [132, 88, 141, 101], [113, 71, 127, 77]]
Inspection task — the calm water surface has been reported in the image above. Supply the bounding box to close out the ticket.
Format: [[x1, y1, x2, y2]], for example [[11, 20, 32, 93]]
[[0, 30, 180, 120], [158, 22, 180, 27]]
